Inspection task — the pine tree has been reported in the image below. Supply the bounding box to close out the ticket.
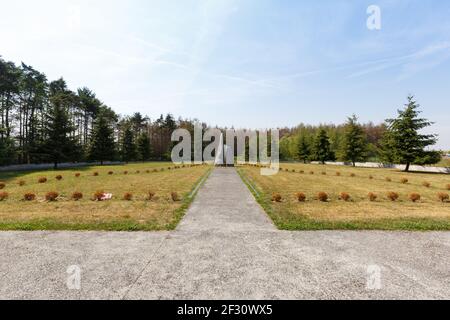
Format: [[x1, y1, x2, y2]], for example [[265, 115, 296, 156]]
[[89, 112, 116, 165], [341, 115, 367, 167], [381, 96, 438, 172], [313, 129, 335, 164], [297, 135, 310, 163], [42, 101, 80, 169], [121, 127, 137, 163], [137, 132, 152, 161]]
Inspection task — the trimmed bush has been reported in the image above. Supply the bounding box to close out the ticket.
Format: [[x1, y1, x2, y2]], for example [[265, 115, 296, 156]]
[[18, 180, 26, 186], [438, 193, 449, 203], [108, 171, 114, 175], [400, 178, 409, 184], [0, 192, 9, 201], [123, 192, 133, 201], [75, 173, 81, 178], [317, 192, 328, 202], [23, 193, 36, 201], [387, 192, 399, 202], [272, 193, 282, 202], [93, 172, 99, 176], [422, 182, 431, 188], [38, 177, 47, 184], [45, 192, 59, 202], [295, 192, 306, 202], [340, 192, 351, 202], [72, 192, 83, 201], [171, 192, 180, 202], [0, 182, 6, 189], [55, 175, 63, 181], [409, 193, 421, 203], [147, 191, 156, 201], [93, 191, 105, 201], [368, 192, 378, 202]]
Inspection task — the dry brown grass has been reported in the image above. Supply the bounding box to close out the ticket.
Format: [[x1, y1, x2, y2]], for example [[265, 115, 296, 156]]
[[240, 163, 450, 227]]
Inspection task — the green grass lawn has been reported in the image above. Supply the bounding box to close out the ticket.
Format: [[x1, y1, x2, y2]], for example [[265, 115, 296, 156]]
[[0, 162, 211, 231], [239, 163, 450, 231]]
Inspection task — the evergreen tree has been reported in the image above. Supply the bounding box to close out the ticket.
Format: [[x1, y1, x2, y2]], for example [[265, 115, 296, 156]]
[[42, 101, 80, 169], [341, 115, 367, 166], [89, 111, 116, 165], [381, 96, 438, 172], [313, 129, 335, 164], [137, 132, 152, 161], [297, 135, 310, 163], [121, 127, 137, 163]]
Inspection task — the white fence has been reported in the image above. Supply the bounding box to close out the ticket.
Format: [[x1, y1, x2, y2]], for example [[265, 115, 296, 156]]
[[0, 161, 123, 172], [310, 161, 450, 174]]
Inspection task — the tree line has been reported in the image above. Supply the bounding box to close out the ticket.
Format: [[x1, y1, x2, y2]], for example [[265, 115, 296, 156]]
[[0, 57, 203, 168], [1, 57, 442, 172], [279, 96, 441, 171]]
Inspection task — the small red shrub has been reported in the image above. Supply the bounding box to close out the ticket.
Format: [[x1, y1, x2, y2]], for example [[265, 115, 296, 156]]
[[75, 173, 81, 178], [437, 193, 449, 203], [55, 175, 63, 181], [368, 192, 378, 202], [123, 171, 128, 175], [317, 192, 328, 202], [93, 172, 99, 176], [45, 192, 59, 202], [38, 177, 47, 184], [147, 191, 155, 201], [0, 182, 6, 189], [0, 192, 9, 201], [400, 178, 409, 184], [369, 175, 374, 180], [72, 192, 83, 201], [340, 192, 351, 202], [108, 171, 114, 175], [171, 192, 180, 202], [409, 193, 421, 203], [93, 191, 105, 201], [387, 192, 399, 202], [295, 192, 306, 202], [336, 172, 341, 176], [123, 192, 133, 201], [272, 193, 282, 202], [422, 181, 431, 188], [24, 193, 36, 201], [350, 173, 356, 177]]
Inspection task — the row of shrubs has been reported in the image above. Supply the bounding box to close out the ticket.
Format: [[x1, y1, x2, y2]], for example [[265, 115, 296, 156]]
[[271, 191, 450, 203], [272, 167, 450, 191], [0, 164, 205, 189], [0, 191, 181, 202]]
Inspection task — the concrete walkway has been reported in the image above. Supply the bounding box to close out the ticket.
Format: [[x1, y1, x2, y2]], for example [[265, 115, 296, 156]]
[[0, 168, 449, 299]]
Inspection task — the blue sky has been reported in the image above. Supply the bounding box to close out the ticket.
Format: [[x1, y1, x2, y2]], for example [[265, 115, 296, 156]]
[[1, 0, 449, 148]]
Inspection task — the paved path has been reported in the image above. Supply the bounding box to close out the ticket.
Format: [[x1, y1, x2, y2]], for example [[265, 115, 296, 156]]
[[0, 168, 449, 299]]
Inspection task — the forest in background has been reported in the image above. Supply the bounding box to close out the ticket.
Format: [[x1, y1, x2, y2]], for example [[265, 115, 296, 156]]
[[0, 56, 445, 170]]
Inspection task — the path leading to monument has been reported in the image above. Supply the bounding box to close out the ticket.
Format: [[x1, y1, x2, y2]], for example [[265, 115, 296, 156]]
[[0, 168, 449, 299]]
